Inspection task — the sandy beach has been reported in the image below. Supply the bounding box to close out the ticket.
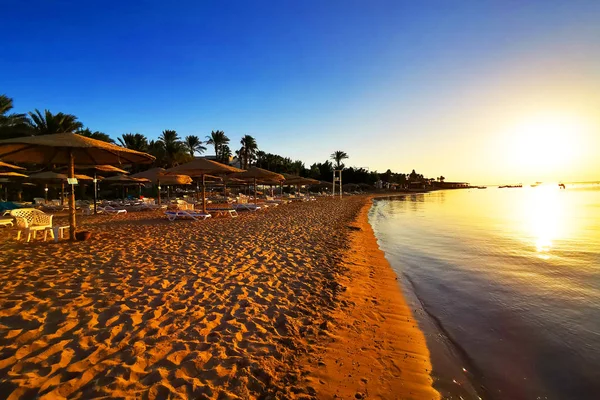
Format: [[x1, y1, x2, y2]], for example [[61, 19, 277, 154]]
[[0, 197, 438, 399]]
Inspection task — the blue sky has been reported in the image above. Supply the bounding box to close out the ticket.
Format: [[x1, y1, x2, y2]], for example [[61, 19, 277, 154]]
[[3, 1, 600, 183]]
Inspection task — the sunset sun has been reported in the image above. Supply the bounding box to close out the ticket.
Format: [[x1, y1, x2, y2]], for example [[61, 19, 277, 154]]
[[508, 114, 586, 174]]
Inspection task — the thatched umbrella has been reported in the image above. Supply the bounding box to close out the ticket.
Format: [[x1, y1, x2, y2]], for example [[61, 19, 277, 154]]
[[103, 175, 148, 202], [0, 172, 28, 178], [230, 167, 285, 203], [0, 171, 28, 201], [72, 165, 129, 214], [0, 133, 154, 240], [164, 159, 243, 213], [28, 171, 94, 204], [280, 174, 319, 196], [131, 168, 193, 204], [0, 161, 25, 170]]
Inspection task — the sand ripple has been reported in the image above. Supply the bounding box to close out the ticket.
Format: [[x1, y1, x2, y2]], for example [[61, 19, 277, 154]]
[[0, 198, 364, 399]]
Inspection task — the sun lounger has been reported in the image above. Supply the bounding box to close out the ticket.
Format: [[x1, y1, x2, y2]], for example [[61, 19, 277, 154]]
[[98, 205, 127, 215], [207, 208, 238, 218], [165, 210, 212, 221], [233, 203, 262, 212]]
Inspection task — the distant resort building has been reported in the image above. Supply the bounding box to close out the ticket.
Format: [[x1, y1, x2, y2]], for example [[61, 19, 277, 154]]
[[432, 181, 470, 189]]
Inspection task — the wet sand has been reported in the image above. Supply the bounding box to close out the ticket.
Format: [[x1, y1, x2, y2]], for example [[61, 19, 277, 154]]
[[0, 196, 437, 399]]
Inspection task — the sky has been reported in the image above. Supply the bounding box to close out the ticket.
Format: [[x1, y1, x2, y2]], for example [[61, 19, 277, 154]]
[[3, 0, 600, 184]]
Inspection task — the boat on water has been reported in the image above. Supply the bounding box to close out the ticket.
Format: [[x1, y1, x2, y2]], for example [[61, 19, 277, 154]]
[[498, 184, 522, 188], [530, 182, 543, 187]]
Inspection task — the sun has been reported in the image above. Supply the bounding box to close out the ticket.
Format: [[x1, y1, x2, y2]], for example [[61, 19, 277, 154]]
[[508, 114, 585, 174]]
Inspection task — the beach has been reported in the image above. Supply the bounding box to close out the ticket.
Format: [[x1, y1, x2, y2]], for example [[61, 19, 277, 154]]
[[0, 197, 437, 399]]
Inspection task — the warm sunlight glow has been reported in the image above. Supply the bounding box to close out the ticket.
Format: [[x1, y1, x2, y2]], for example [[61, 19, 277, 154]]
[[508, 114, 586, 174], [521, 185, 566, 258]]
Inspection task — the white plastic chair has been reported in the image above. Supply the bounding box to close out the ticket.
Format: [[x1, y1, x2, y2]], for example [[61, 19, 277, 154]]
[[10, 208, 54, 242]]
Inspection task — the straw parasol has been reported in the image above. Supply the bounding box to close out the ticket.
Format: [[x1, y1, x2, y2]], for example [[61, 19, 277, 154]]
[[131, 167, 192, 185], [131, 168, 193, 203], [230, 167, 285, 202], [0, 171, 28, 178], [104, 175, 151, 201], [0, 133, 154, 240], [67, 165, 129, 214], [0, 160, 25, 170], [28, 171, 94, 204], [164, 159, 243, 213], [0, 171, 28, 200]]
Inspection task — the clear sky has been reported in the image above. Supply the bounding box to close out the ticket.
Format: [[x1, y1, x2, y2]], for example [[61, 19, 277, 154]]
[[3, 0, 599, 184]]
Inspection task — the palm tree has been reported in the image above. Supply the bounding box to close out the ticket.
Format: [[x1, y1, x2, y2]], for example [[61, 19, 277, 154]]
[[330, 150, 349, 169], [77, 128, 115, 143], [239, 135, 258, 169], [27, 109, 83, 135], [147, 140, 166, 167], [0, 95, 31, 139], [221, 144, 232, 163], [255, 150, 266, 168], [118, 133, 148, 152], [183, 135, 206, 157], [159, 130, 187, 168], [205, 130, 230, 162]]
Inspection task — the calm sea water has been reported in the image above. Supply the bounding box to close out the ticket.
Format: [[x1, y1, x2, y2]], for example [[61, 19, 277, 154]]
[[369, 185, 600, 400]]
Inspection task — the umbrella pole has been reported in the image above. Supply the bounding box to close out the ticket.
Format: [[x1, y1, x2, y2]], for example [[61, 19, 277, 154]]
[[254, 178, 257, 203], [157, 180, 161, 205], [44, 184, 48, 203], [202, 174, 206, 214], [68, 150, 76, 241], [93, 172, 98, 214], [61, 182, 65, 206]]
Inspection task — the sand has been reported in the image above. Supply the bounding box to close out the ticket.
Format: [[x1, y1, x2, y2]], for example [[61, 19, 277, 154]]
[[0, 196, 438, 399]]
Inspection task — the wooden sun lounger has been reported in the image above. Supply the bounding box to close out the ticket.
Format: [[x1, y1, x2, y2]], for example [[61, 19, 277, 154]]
[[165, 210, 212, 221]]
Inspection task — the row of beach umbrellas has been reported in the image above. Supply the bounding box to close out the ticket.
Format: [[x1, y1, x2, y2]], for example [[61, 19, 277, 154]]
[[0, 132, 324, 241]]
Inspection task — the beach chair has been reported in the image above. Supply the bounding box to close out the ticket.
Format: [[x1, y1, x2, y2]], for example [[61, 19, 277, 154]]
[[9, 208, 54, 242], [175, 199, 195, 210], [98, 205, 127, 215], [206, 207, 238, 218], [165, 210, 212, 221], [234, 197, 262, 212]]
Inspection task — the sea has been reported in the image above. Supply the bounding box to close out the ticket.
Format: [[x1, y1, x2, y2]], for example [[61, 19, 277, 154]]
[[368, 184, 600, 400]]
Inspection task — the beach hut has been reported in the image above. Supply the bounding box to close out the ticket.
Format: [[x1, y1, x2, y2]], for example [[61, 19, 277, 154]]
[[0, 132, 155, 240], [230, 167, 285, 203], [164, 159, 243, 213]]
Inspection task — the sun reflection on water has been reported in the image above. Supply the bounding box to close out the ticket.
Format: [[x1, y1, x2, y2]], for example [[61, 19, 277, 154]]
[[521, 185, 565, 258]]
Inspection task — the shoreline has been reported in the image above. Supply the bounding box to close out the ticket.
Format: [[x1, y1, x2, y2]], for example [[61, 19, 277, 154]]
[[304, 196, 439, 399], [0, 196, 439, 399]]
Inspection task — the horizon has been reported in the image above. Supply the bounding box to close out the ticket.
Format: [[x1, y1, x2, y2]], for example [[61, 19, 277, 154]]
[[3, 1, 599, 185]]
